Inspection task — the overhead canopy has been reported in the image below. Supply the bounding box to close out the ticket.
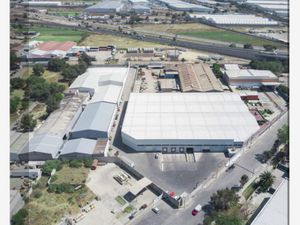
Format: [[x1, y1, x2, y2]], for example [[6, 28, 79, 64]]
[[129, 177, 152, 195]]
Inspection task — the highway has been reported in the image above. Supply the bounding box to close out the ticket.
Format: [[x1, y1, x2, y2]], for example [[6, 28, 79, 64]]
[[22, 14, 288, 61], [131, 111, 288, 225]]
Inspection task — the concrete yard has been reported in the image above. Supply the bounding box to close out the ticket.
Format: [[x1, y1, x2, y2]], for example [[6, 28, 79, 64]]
[[78, 163, 158, 225], [119, 152, 227, 195]]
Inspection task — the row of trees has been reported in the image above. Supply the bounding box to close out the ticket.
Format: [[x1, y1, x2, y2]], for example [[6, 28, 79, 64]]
[[203, 188, 243, 225], [249, 60, 285, 73]]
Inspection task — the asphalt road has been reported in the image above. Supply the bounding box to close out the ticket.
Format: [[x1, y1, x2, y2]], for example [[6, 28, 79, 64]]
[[131, 112, 288, 225]]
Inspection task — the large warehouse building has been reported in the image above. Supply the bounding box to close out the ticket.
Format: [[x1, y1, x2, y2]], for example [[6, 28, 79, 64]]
[[121, 93, 260, 152], [85, 0, 124, 14], [157, 0, 213, 12], [190, 14, 279, 26]]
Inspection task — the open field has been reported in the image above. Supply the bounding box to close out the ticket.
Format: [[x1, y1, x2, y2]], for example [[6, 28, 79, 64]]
[[42, 70, 61, 83], [52, 165, 90, 185], [80, 34, 167, 48], [13, 26, 86, 42], [23, 166, 95, 225], [134, 23, 285, 47]]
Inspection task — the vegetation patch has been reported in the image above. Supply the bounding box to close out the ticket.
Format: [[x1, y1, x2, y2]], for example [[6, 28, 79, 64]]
[[115, 196, 126, 206], [242, 181, 256, 200], [80, 34, 167, 48], [123, 205, 134, 214], [15, 162, 95, 225]]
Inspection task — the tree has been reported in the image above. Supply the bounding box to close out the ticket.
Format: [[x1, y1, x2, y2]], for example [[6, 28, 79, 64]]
[[249, 60, 284, 73], [20, 98, 29, 110], [10, 51, 20, 70], [10, 96, 21, 114], [41, 160, 63, 176], [210, 188, 240, 211], [32, 63, 45, 76], [214, 214, 243, 225], [61, 65, 78, 81], [243, 43, 253, 49], [19, 114, 37, 132], [69, 160, 82, 168], [240, 174, 249, 186], [79, 52, 93, 66], [11, 208, 28, 225], [258, 171, 274, 192], [11, 77, 25, 90], [181, 58, 186, 62], [212, 63, 223, 79], [25, 76, 50, 101], [263, 44, 277, 52], [48, 58, 66, 72], [46, 95, 61, 114], [83, 159, 93, 168], [229, 43, 237, 48], [277, 124, 289, 144]]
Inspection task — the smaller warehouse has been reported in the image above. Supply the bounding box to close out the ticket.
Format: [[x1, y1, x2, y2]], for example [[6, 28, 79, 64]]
[[224, 65, 280, 89], [70, 102, 116, 140], [23, 41, 76, 62], [158, 79, 179, 92], [20, 1, 62, 7], [59, 138, 108, 159], [190, 14, 279, 26], [85, 0, 124, 14], [178, 63, 223, 92]]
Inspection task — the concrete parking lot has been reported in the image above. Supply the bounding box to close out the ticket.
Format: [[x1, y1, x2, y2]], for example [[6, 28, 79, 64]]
[[77, 163, 158, 225]]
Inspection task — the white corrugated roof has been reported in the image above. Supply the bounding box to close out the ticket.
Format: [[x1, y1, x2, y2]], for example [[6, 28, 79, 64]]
[[70, 67, 129, 93], [224, 64, 240, 70], [251, 179, 288, 225], [226, 69, 278, 79], [87, 85, 122, 105], [190, 14, 278, 25], [122, 93, 259, 142]]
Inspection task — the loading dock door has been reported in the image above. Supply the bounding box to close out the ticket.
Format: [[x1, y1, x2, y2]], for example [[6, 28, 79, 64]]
[[186, 148, 194, 154]]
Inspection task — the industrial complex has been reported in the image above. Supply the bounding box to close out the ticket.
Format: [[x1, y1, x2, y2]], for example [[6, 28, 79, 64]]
[[8, 0, 290, 224]]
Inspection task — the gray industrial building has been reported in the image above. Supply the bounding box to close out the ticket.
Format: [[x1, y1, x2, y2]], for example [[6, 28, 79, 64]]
[[85, 0, 124, 14], [10, 190, 25, 217], [16, 95, 86, 162], [70, 102, 116, 140], [60, 138, 98, 159], [18, 134, 63, 161]]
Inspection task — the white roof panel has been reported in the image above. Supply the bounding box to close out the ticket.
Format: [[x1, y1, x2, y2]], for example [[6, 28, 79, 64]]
[[122, 93, 259, 142]]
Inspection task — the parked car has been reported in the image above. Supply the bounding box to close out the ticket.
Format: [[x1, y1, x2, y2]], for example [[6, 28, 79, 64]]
[[152, 207, 160, 214], [140, 204, 147, 210], [226, 164, 235, 172], [192, 204, 202, 216]]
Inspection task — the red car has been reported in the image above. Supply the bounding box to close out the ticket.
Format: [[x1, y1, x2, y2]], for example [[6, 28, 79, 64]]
[[192, 204, 202, 216]]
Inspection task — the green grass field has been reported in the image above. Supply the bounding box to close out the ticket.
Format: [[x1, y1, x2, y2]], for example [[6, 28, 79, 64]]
[[177, 30, 283, 47], [134, 24, 285, 48], [14, 26, 86, 42], [33, 27, 85, 42]]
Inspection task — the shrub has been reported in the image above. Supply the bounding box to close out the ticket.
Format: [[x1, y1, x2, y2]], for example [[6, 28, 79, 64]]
[[83, 159, 93, 168], [69, 160, 82, 168], [11, 208, 28, 225], [32, 190, 43, 198]]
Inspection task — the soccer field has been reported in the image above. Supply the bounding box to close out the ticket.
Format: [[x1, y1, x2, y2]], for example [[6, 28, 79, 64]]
[[32, 27, 85, 42]]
